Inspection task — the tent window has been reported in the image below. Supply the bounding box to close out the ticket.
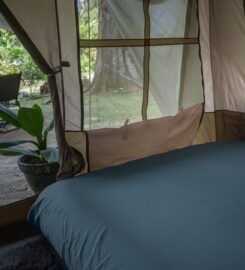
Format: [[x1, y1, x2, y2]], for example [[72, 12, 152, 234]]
[[81, 47, 144, 129], [78, 0, 203, 130]]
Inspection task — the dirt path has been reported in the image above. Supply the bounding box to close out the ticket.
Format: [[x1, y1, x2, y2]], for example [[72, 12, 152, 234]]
[[0, 155, 33, 206]]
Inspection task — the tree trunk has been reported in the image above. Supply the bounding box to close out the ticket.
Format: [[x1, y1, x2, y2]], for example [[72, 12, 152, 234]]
[[88, 0, 140, 93]]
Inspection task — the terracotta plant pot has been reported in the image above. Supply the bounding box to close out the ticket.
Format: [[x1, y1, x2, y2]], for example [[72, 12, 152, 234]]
[[18, 155, 59, 194]]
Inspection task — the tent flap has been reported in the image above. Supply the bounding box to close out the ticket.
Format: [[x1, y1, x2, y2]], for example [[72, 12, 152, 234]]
[[0, 0, 85, 178], [198, 0, 245, 142]]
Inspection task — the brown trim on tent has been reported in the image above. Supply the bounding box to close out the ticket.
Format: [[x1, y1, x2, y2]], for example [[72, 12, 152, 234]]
[[196, 0, 205, 109], [196, 0, 206, 132], [208, 0, 218, 137], [49, 77, 85, 179], [80, 38, 199, 48], [195, 110, 245, 144], [74, 0, 84, 131], [215, 110, 245, 141], [142, 0, 151, 121], [0, 0, 52, 74], [54, 0, 66, 129], [193, 111, 216, 144], [85, 131, 91, 172]]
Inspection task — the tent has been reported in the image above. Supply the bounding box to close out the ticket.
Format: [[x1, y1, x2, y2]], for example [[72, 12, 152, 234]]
[[0, 0, 245, 254]]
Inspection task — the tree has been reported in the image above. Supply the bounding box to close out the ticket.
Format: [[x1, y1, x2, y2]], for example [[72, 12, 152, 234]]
[[79, 0, 141, 94], [0, 28, 45, 94]]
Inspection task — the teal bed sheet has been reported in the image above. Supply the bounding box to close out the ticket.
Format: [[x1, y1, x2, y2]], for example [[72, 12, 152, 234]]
[[29, 141, 245, 270]]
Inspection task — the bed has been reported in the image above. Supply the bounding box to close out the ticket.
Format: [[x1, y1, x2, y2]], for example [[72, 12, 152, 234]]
[[28, 141, 245, 270]]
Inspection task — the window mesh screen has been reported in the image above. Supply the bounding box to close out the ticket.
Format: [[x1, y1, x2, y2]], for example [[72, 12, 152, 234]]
[[149, 0, 199, 38], [81, 47, 144, 129], [148, 44, 203, 119], [78, 0, 203, 130], [79, 0, 145, 40]]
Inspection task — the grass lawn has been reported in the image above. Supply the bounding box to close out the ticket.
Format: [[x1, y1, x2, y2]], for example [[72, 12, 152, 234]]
[[18, 89, 162, 131], [84, 89, 162, 130]]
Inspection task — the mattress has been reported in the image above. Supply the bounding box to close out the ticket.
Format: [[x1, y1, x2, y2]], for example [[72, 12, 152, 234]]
[[29, 141, 245, 270]]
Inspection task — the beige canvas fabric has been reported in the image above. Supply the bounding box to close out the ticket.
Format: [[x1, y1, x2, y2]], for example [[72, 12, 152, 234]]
[[194, 113, 216, 144], [88, 104, 203, 172], [198, 0, 214, 112], [197, 0, 245, 142], [199, 0, 245, 113], [56, 0, 83, 131], [209, 0, 245, 113]]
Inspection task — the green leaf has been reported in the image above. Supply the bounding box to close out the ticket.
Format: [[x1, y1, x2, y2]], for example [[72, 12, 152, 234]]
[[0, 140, 38, 149], [18, 104, 44, 143], [40, 148, 59, 163], [0, 104, 21, 128], [0, 147, 39, 157]]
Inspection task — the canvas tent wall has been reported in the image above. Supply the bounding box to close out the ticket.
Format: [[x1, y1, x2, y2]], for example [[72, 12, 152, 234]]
[[197, 0, 245, 143], [0, 0, 245, 179]]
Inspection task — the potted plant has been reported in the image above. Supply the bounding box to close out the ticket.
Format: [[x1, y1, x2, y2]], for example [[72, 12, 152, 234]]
[[0, 104, 59, 194]]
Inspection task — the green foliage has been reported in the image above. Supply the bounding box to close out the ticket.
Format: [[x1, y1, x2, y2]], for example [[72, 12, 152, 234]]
[[40, 148, 59, 164], [0, 28, 45, 86], [79, 0, 98, 40], [0, 3, 99, 87], [0, 104, 58, 163], [18, 104, 44, 147], [79, 0, 98, 83], [0, 104, 21, 128], [0, 2, 99, 89], [0, 147, 40, 158], [20, 54, 46, 90]]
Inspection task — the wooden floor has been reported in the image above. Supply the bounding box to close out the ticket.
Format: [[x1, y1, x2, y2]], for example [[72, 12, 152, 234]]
[[0, 196, 39, 247], [0, 220, 40, 247]]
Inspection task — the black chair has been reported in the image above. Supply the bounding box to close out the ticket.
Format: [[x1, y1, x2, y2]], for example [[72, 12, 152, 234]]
[[0, 73, 21, 130], [0, 73, 21, 108]]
